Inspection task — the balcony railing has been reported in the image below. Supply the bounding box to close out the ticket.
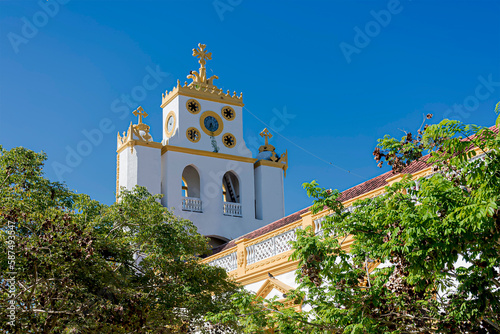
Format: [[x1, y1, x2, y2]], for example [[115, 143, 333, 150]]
[[223, 202, 242, 217], [246, 227, 300, 265], [182, 197, 202, 212], [208, 251, 237, 272]]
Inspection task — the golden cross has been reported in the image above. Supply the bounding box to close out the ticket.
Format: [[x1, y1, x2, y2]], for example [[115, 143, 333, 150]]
[[192, 43, 212, 68], [260, 128, 273, 146], [132, 106, 148, 124]]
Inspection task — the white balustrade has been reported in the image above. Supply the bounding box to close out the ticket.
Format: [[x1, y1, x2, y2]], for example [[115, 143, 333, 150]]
[[223, 202, 242, 217], [182, 197, 203, 212], [208, 252, 237, 272], [314, 216, 326, 235], [246, 227, 300, 265]]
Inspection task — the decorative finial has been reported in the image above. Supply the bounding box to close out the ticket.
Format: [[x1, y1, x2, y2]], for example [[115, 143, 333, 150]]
[[132, 106, 148, 124], [260, 128, 273, 146], [192, 43, 212, 68], [187, 43, 219, 87]]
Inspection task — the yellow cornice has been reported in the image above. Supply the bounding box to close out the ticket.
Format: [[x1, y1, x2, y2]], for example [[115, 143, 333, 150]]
[[236, 258, 299, 286], [254, 159, 285, 169], [161, 81, 244, 108], [162, 145, 257, 163], [116, 139, 162, 154]]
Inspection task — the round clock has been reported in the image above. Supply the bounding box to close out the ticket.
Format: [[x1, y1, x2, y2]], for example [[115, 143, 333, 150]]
[[221, 106, 235, 121], [204, 116, 219, 132], [222, 133, 236, 148], [167, 116, 174, 132], [199, 111, 223, 136], [164, 111, 176, 137]]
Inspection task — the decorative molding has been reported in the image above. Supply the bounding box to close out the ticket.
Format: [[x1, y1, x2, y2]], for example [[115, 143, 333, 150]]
[[117, 140, 162, 154], [161, 145, 257, 163]]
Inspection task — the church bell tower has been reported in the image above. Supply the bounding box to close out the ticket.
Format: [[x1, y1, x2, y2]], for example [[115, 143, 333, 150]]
[[116, 44, 288, 245]]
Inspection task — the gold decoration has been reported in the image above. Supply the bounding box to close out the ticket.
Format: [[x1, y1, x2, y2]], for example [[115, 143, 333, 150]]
[[187, 43, 219, 87], [259, 128, 275, 153], [221, 106, 235, 120], [161, 44, 244, 108], [222, 133, 236, 148], [117, 106, 157, 153], [186, 98, 201, 114], [186, 127, 201, 143], [257, 128, 288, 177]]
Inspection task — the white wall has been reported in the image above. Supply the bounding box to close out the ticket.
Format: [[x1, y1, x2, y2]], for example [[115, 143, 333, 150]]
[[254, 164, 285, 221], [118, 145, 161, 196]]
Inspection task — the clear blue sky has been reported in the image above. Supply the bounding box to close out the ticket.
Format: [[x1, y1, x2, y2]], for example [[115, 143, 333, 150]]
[[1, 0, 499, 216]]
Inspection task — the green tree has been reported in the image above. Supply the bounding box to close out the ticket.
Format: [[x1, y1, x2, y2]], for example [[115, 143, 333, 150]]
[[211, 105, 500, 333], [0, 146, 238, 333]]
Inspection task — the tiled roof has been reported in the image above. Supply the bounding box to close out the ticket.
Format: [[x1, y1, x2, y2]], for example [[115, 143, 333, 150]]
[[211, 125, 497, 255]]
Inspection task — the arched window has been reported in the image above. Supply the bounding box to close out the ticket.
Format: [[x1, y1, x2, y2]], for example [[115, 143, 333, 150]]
[[182, 165, 200, 198], [222, 171, 240, 203]]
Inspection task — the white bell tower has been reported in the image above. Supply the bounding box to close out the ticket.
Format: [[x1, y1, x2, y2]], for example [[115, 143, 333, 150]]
[[117, 44, 288, 245]]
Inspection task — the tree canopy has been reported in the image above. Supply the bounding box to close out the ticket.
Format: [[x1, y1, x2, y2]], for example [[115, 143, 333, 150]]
[[0, 146, 238, 333], [210, 105, 500, 333]]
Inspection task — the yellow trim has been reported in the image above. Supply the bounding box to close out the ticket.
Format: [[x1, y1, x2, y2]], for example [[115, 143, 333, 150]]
[[222, 133, 236, 148], [161, 145, 257, 163], [200, 110, 224, 136], [221, 105, 235, 121], [117, 140, 163, 154], [164, 111, 176, 138], [186, 98, 201, 114], [254, 159, 285, 169], [186, 127, 201, 143]]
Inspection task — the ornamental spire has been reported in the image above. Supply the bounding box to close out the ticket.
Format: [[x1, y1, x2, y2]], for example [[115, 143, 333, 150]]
[[187, 43, 219, 87]]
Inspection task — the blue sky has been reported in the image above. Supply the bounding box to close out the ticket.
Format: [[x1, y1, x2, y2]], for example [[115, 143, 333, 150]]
[[1, 0, 499, 216]]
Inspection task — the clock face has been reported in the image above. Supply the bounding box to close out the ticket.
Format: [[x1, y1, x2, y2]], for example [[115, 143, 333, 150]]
[[204, 116, 219, 133], [165, 111, 176, 137], [167, 116, 174, 132], [199, 111, 223, 136]]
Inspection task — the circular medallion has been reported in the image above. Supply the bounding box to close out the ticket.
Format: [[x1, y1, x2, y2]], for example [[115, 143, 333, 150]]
[[186, 127, 201, 143], [186, 99, 201, 114], [222, 133, 236, 148], [199, 111, 223, 136], [221, 106, 235, 121], [164, 111, 176, 137]]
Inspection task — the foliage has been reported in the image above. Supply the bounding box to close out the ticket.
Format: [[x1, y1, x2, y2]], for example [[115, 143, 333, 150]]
[[0, 146, 238, 333], [213, 107, 500, 333]]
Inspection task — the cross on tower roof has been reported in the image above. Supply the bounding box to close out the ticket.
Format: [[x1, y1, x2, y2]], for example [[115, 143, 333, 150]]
[[192, 43, 212, 68], [260, 128, 273, 146], [133, 106, 148, 124]]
